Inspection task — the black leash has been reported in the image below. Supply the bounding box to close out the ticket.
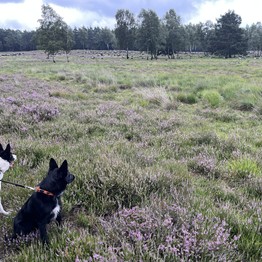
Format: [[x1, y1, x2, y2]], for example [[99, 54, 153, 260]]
[[0, 179, 35, 191]]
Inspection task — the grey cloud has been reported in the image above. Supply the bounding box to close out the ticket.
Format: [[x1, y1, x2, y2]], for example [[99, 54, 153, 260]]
[[49, 0, 215, 21]]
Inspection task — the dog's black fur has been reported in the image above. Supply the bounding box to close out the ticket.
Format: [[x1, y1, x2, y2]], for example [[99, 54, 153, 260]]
[[0, 143, 16, 165], [0, 143, 3, 152], [12, 158, 75, 244]]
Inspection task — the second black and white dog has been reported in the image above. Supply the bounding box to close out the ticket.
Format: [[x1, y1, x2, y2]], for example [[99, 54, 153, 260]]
[[0, 143, 17, 215], [12, 158, 75, 244]]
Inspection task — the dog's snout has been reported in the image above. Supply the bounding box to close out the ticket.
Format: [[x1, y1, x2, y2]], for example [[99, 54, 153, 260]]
[[66, 173, 75, 183], [10, 154, 17, 167]]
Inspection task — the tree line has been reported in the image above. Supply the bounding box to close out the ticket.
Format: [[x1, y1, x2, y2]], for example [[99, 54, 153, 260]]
[[1, 4, 262, 59]]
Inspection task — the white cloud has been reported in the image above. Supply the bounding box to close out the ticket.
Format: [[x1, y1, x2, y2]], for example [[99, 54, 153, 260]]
[[50, 3, 116, 29], [190, 0, 262, 26], [0, 0, 42, 30], [0, 0, 115, 30]]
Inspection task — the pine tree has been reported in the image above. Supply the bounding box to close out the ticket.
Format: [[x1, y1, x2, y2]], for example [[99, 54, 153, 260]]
[[213, 10, 247, 58]]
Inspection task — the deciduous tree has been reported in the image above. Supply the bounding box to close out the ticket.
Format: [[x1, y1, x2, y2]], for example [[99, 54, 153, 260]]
[[246, 22, 262, 56], [163, 9, 182, 58], [115, 9, 136, 58], [36, 4, 73, 62], [137, 9, 160, 59]]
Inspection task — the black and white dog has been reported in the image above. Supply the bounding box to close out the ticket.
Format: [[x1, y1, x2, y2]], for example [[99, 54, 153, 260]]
[[0, 143, 17, 215], [12, 158, 75, 244]]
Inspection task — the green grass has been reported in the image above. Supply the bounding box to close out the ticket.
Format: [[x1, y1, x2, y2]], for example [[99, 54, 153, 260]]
[[200, 90, 223, 107], [0, 51, 261, 261]]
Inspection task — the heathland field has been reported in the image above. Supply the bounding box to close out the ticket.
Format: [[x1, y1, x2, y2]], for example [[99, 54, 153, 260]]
[[0, 51, 261, 261]]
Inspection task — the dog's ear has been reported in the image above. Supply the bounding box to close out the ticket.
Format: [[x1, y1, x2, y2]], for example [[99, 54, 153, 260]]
[[5, 144, 11, 153], [0, 144, 3, 152], [1, 144, 11, 158], [2, 144, 11, 158], [59, 160, 68, 173], [49, 158, 58, 170]]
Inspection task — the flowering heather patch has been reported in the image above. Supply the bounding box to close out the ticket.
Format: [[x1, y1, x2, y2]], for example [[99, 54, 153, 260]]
[[18, 103, 59, 122], [94, 101, 145, 138], [246, 201, 262, 227], [95, 202, 240, 261], [2, 96, 20, 106], [21, 90, 46, 102], [158, 115, 183, 131], [1, 97, 59, 123], [190, 131, 219, 147], [0, 220, 39, 259], [0, 76, 61, 124], [96, 102, 143, 124], [189, 152, 219, 178]]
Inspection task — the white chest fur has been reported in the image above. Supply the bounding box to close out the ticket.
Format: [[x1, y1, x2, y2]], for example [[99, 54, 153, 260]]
[[51, 200, 61, 220], [0, 158, 10, 174]]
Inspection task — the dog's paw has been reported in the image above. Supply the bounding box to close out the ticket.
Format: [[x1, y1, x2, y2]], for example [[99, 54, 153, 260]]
[[1, 210, 12, 215]]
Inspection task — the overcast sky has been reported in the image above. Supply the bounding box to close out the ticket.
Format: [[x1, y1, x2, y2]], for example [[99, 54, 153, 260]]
[[0, 0, 261, 30]]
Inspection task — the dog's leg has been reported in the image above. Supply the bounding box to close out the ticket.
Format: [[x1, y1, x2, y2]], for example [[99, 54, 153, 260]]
[[0, 181, 10, 215], [56, 213, 62, 226], [38, 223, 49, 245], [0, 198, 10, 215]]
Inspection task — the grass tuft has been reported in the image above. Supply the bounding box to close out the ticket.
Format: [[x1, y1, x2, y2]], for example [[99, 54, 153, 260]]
[[228, 158, 261, 179], [201, 90, 223, 107]]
